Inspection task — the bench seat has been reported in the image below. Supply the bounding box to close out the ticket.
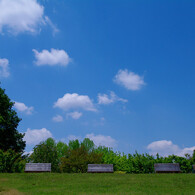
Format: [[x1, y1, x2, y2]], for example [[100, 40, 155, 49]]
[[154, 163, 181, 173], [25, 163, 51, 173], [87, 164, 113, 173]]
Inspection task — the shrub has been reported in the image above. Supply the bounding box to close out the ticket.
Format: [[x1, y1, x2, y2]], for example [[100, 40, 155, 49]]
[[60, 146, 103, 173], [0, 149, 25, 173]]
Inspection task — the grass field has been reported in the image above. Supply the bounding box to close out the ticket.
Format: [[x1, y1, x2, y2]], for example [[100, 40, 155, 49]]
[[0, 173, 195, 195]]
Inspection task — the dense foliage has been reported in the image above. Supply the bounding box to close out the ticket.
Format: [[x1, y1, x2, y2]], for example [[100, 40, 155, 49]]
[[0, 149, 25, 173], [29, 138, 102, 173], [60, 145, 102, 173], [0, 86, 25, 153], [0, 137, 194, 173], [95, 147, 195, 173], [29, 138, 59, 172], [27, 138, 195, 173]]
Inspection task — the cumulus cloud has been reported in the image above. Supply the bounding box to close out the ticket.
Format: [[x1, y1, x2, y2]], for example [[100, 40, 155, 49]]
[[14, 101, 34, 115], [54, 93, 96, 112], [52, 115, 63, 122], [24, 128, 52, 145], [147, 140, 195, 157], [0, 58, 9, 78], [114, 69, 145, 90], [33, 49, 71, 66], [86, 133, 117, 148], [67, 111, 83, 120], [98, 91, 127, 105], [0, 0, 53, 34]]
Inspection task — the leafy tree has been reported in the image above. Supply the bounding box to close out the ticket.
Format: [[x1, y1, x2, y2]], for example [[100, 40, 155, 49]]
[[60, 145, 102, 173], [60, 145, 88, 173], [0, 86, 25, 153], [56, 141, 69, 159], [30, 138, 59, 172], [68, 139, 80, 150], [81, 138, 95, 152], [0, 149, 26, 173]]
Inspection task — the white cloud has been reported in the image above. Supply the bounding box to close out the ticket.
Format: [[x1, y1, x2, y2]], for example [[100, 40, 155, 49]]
[[14, 101, 34, 115], [0, 58, 9, 78], [179, 147, 195, 157], [147, 140, 195, 157], [67, 111, 82, 120], [24, 128, 52, 145], [52, 115, 63, 122], [33, 48, 71, 66], [54, 93, 96, 112], [0, 0, 48, 34], [98, 91, 127, 105], [86, 133, 117, 148], [114, 69, 145, 90]]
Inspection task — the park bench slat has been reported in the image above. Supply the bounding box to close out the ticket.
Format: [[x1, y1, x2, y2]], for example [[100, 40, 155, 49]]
[[88, 164, 113, 173], [25, 163, 51, 172], [154, 163, 181, 173]]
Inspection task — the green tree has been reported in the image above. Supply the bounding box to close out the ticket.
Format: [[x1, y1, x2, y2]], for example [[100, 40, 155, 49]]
[[60, 145, 103, 173], [0, 149, 26, 173], [0, 86, 25, 153], [81, 138, 95, 152], [30, 138, 59, 172], [68, 139, 80, 150], [56, 141, 69, 159]]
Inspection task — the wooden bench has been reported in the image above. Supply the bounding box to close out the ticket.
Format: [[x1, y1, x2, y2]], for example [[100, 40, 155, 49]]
[[87, 164, 113, 173], [154, 163, 181, 173], [25, 163, 51, 173], [192, 165, 195, 173]]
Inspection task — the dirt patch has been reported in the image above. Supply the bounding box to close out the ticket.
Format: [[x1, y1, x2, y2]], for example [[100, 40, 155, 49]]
[[0, 178, 8, 182], [0, 189, 24, 195]]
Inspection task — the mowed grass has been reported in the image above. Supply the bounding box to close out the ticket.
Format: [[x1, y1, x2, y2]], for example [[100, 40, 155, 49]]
[[0, 173, 195, 195]]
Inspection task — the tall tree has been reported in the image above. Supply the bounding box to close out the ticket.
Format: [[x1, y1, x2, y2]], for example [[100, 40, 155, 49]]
[[0, 85, 25, 153], [81, 138, 95, 152], [30, 138, 59, 172], [68, 139, 80, 150]]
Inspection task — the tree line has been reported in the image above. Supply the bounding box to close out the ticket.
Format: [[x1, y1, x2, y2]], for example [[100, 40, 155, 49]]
[[1, 137, 195, 173], [0, 85, 195, 173]]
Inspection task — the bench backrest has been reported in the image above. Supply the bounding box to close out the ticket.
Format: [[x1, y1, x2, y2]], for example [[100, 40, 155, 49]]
[[88, 164, 113, 173], [25, 163, 51, 172], [154, 163, 181, 173]]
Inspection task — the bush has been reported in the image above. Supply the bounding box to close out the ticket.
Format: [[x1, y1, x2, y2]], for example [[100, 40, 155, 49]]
[[60, 145, 103, 173], [0, 149, 25, 173]]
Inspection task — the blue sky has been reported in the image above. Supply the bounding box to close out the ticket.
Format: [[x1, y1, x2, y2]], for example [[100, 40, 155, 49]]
[[0, 0, 195, 156]]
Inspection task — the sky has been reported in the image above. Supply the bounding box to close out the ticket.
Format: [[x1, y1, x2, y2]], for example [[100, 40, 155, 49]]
[[0, 0, 195, 156]]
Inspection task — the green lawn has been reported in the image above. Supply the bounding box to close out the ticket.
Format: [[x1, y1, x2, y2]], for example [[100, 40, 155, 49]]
[[0, 173, 195, 195]]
